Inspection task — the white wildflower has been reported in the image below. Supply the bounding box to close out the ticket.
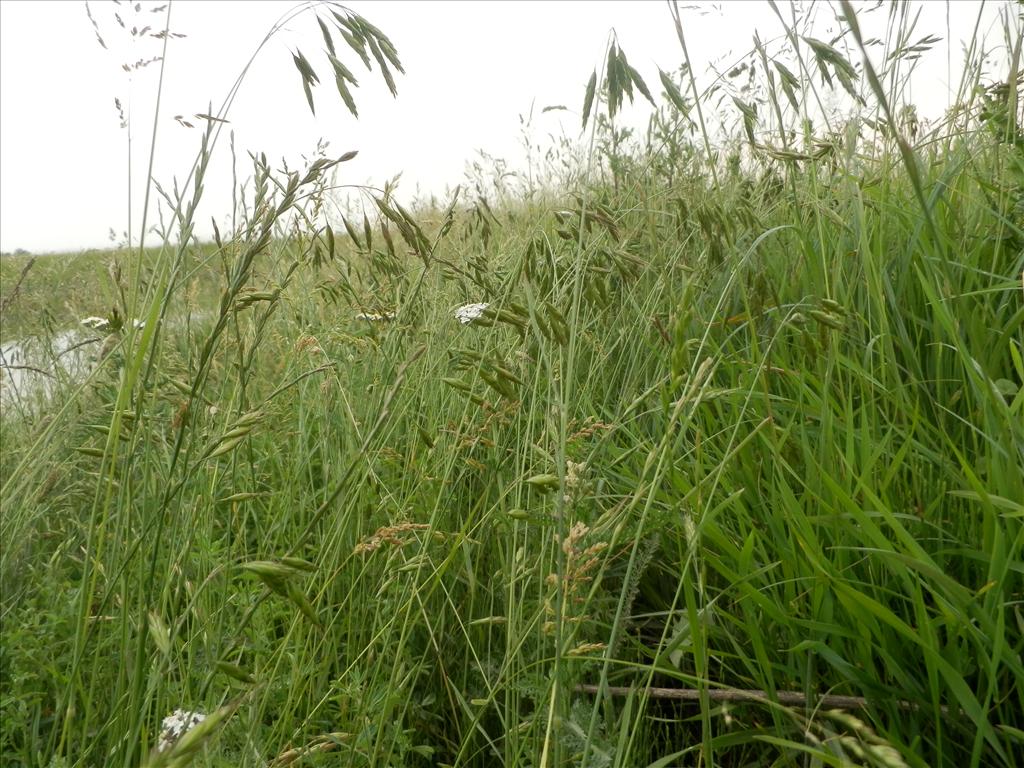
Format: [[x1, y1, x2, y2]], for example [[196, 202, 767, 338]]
[[356, 311, 395, 322], [80, 316, 110, 331], [454, 302, 489, 325], [157, 709, 206, 753], [132, 319, 146, 329]]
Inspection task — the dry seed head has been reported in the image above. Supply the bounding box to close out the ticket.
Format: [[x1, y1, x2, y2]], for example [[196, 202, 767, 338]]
[[562, 521, 590, 557], [563, 460, 590, 504], [295, 335, 323, 354], [568, 419, 613, 443], [568, 642, 606, 655], [353, 522, 431, 554]]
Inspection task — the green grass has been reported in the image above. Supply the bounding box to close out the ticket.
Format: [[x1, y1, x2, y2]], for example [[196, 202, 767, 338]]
[[1, 2, 1022, 766], [0, 244, 225, 344]]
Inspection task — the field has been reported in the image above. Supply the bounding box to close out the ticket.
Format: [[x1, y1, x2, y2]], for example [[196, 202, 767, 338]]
[[1, 2, 1022, 766]]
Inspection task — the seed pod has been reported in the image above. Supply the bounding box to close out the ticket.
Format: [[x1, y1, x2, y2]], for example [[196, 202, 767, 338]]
[[809, 309, 844, 330], [545, 302, 569, 344], [415, 423, 435, 448], [215, 661, 256, 684], [526, 473, 561, 491], [286, 581, 321, 626], [442, 377, 472, 393], [240, 560, 300, 581], [148, 612, 171, 655], [280, 557, 316, 572], [480, 370, 516, 400], [218, 492, 267, 503], [207, 434, 247, 459]]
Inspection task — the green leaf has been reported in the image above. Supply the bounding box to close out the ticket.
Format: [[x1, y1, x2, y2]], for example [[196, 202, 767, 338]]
[[352, 14, 404, 71], [327, 52, 358, 86], [581, 69, 597, 129], [332, 13, 371, 69], [773, 61, 800, 110], [325, 224, 335, 260], [328, 54, 359, 117], [802, 36, 860, 102], [374, 33, 404, 73], [341, 216, 363, 250], [616, 48, 635, 105], [286, 581, 321, 626], [362, 212, 373, 251], [659, 69, 688, 113], [606, 46, 621, 117], [365, 34, 398, 97], [215, 660, 256, 684], [625, 63, 656, 107], [292, 49, 319, 116], [732, 96, 758, 143], [316, 15, 335, 57]]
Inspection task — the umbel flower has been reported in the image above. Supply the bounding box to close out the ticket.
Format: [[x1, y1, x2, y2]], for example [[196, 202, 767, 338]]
[[454, 302, 489, 325], [80, 316, 145, 331], [157, 709, 206, 753], [355, 310, 395, 322], [80, 316, 110, 331]]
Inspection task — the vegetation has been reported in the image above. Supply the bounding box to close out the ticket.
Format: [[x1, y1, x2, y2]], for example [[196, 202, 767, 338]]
[[1, 1, 1022, 766]]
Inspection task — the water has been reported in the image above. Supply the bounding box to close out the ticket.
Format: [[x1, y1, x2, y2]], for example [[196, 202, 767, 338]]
[[0, 328, 102, 414], [1, 311, 213, 416]]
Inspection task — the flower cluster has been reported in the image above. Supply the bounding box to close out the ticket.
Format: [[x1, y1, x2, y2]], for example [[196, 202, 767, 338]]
[[157, 709, 206, 753], [79, 316, 145, 332], [80, 316, 110, 331], [453, 302, 489, 325], [356, 311, 395, 322]]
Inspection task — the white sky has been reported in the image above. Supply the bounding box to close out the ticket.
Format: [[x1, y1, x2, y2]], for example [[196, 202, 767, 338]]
[[0, 0, 1013, 254]]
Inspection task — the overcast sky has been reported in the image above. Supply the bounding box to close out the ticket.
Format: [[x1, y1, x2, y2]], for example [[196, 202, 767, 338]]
[[0, 0, 1012, 254]]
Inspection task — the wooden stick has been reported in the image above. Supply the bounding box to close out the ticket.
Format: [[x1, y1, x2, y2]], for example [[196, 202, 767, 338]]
[[575, 684, 953, 715]]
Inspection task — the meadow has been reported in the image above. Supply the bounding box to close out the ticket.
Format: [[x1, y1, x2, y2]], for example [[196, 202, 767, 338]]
[[1, 1, 1022, 766]]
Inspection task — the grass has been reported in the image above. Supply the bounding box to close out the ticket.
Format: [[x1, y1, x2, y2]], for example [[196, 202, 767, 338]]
[[0, 244, 229, 344], [1, 1, 1022, 766]]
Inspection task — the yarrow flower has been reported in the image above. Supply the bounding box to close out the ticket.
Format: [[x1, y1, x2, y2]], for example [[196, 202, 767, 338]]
[[80, 316, 110, 331], [157, 709, 206, 753], [454, 302, 489, 325], [355, 311, 395, 322], [80, 316, 144, 331]]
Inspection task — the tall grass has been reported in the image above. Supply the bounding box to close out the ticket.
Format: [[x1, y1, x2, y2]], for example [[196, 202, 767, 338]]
[[1, 1, 1022, 766]]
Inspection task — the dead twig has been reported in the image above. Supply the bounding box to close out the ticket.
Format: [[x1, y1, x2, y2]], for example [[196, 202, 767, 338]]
[[575, 683, 955, 716], [0, 363, 56, 379]]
